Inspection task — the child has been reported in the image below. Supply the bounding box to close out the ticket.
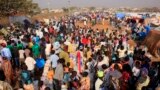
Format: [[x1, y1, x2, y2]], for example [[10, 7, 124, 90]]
[[70, 71, 80, 90]]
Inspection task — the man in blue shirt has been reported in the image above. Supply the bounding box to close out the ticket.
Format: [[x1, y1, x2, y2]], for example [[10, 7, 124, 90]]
[[1, 43, 12, 60]]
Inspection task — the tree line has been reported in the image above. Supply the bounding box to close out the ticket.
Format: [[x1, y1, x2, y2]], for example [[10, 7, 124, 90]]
[[0, 0, 40, 16]]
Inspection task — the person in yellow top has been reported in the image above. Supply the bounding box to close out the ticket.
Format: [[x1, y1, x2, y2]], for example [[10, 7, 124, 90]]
[[69, 58, 74, 69], [68, 43, 73, 53], [59, 49, 70, 65], [86, 48, 92, 60], [28, 41, 33, 49], [67, 41, 77, 64], [68, 42, 76, 54], [69, 45, 76, 70]]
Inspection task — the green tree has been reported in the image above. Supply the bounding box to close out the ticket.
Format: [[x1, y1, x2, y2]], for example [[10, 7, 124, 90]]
[[69, 7, 77, 11], [62, 7, 69, 13], [0, 0, 40, 16], [89, 7, 96, 11]]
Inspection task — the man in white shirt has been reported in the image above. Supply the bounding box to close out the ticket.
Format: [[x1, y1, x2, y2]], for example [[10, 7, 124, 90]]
[[44, 27, 48, 33], [53, 41, 61, 54], [103, 52, 110, 67], [53, 59, 64, 90], [25, 56, 36, 71], [36, 30, 43, 39], [50, 50, 59, 70], [117, 46, 126, 59], [132, 61, 141, 77], [97, 56, 109, 70]]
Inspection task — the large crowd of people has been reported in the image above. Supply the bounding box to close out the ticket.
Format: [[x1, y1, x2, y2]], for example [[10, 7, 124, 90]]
[[0, 12, 160, 90]]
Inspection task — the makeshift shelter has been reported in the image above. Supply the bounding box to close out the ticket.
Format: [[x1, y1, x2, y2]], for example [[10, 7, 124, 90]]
[[144, 25, 151, 34], [9, 16, 31, 24], [115, 12, 125, 19], [126, 13, 142, 18], [143, 30, 160, 58]]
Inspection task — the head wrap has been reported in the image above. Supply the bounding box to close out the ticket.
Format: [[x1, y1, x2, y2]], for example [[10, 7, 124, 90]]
[[141, 68, 148, 76]]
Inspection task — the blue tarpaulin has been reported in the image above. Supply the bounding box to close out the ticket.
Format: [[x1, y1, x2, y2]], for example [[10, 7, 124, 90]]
[[138, 31, 147, 40], [145, 25, 151, 34], [138, 25, 151, 40], [116, 13, 125, 19]]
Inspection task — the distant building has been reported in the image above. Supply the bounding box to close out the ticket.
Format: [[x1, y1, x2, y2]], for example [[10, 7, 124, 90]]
[[50, 9, 63, 13], [41, 9, 49, 14]]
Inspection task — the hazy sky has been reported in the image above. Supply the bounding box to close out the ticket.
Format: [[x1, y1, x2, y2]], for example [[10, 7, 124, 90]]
[[33, 0, 160, 9]]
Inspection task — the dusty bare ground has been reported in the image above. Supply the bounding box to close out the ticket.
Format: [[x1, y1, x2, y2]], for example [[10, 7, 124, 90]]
[[33, 13, 112, 30], [32, 12, 67, 21], [75, 20, 113, 31]]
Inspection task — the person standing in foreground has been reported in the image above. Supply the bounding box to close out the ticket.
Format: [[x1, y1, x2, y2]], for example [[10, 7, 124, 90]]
[[24, 55, 36, 73], [50, 50, 59, 71], [53, 59, 64, 90], [32, 42, 40, 59], [1, 57, 12, 84], [79, 71, 90, 90], [95, 70, 104, 90]]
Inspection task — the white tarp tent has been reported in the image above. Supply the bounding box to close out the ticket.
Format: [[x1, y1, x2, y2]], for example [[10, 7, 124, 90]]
[[126, 13, 142, 18]]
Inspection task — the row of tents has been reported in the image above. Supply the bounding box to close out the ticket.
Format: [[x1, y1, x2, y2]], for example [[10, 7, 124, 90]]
[[115, 12, 160, 26], [115, 12, 160, 60]]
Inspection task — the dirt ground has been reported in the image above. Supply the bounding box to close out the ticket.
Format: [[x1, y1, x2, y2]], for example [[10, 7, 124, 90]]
[[75, 21, 108, 30], [32, 12, 67, 21]]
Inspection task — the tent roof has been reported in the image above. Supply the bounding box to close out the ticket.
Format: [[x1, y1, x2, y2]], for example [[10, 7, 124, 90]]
[[115, 13, 125, 19]]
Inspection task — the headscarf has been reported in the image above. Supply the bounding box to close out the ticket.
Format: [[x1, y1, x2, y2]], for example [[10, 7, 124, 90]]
[[141, 68, 148, 76]]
